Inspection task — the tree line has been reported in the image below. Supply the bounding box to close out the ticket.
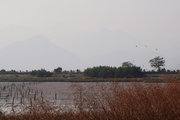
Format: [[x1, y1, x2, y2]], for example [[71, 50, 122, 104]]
[[84, 62, 143, 78], [0, 67, 82, 77], [0, 56, 179, 78]]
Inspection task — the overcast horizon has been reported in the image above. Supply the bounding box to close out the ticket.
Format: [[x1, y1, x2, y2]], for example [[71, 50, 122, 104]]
[[0, 0, 180, 71]]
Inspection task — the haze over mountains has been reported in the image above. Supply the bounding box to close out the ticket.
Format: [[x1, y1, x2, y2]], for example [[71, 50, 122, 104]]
[[0, 35, 179, 71], [0, 36, 83, 71], [0, 0, 180, 71]]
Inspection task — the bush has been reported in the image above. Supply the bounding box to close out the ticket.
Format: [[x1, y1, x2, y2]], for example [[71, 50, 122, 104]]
[[31, 69, 53, 77], [84, 66, 143, 78]]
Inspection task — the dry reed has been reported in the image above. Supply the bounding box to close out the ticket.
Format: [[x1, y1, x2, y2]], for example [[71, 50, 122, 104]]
[[1, 82, 180, 120]]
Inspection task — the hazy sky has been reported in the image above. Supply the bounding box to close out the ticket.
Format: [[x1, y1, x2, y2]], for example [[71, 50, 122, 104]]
[[0, 0, 180, 70]]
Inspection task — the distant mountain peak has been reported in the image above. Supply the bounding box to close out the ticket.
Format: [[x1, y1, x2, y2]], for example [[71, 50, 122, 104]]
[[29, 35, 48, 40], [0, 36, 84, 70], [25, 35, 51, 43]]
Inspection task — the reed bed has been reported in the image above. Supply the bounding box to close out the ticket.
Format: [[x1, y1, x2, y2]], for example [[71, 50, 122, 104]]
[[0, 82, 180, 120]]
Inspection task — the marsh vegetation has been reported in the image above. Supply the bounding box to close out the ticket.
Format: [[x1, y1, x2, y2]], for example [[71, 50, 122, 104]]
[[0, 82, 179, 120]]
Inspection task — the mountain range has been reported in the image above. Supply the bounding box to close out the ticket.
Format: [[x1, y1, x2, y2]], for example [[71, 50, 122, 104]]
[[0, 36, 83, 71], [0, 36, 179, 71]]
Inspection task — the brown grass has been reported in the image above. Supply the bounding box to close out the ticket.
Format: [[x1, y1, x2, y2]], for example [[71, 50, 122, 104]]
[[1, 82, 180, 120]]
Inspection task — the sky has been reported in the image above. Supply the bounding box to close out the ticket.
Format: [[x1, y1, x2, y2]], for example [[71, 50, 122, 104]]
[[0, 0, 180, 70]]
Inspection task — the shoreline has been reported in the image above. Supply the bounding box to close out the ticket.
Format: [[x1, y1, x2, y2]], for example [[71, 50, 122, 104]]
[[0, 76, 179, 83]]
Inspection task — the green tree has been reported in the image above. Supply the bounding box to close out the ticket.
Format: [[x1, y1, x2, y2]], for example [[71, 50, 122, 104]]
[[54, 67, 62, 74], [76, 69, 81, 74], [149, 56, 165, 71], [122, 61, 134, 68], [31, 69, 53, 77], [84, 65, 143, 78]]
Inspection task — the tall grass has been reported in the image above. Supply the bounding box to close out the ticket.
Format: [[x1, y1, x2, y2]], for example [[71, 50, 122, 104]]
[[1, 83, 180, 120]]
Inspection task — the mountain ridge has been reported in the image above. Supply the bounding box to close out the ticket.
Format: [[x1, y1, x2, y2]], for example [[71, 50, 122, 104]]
[[0, 36, 83, 71]]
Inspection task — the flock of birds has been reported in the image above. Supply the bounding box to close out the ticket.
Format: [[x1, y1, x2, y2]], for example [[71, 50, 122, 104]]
[[135, 44, 159, 51], [133, 43, 160, 69]]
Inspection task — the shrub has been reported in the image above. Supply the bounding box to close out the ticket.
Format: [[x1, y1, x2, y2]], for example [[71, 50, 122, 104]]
[[84, 66, 143, 78], [31, 69, 53, 77]]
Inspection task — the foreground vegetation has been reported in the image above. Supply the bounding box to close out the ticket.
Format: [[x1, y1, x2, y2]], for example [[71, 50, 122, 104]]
[[0, 82, 180, 120]]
